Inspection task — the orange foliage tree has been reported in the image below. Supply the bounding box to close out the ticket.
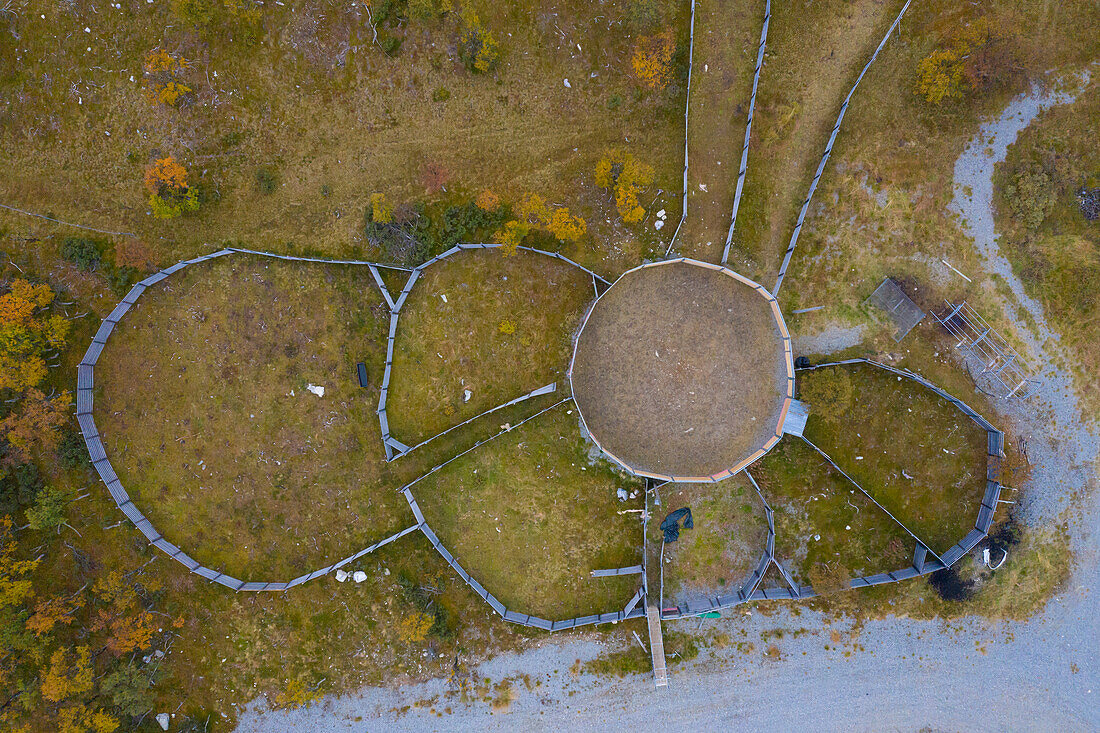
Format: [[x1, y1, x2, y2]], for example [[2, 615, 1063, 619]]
[[0, 279, 69, 392], [144, 156, 200, 219], [0, 389, 72, 464]]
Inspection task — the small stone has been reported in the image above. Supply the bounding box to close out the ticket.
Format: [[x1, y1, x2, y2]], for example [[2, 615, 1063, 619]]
[[335, 569, 348, 582], [156, 713, 170, 731], [306, 384, 325, 397], [353, 571, 367, 583], [383, 567, 390, 576], [464, 389, 472, 402], [616, 488, 628, 501], [563, 78, 571, 88], [656, 209, 666, 219], [654, 220, 664, 230]]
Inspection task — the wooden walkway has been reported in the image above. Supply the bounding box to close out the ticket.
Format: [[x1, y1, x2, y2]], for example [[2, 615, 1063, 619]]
[[647, 604, 668, 688]]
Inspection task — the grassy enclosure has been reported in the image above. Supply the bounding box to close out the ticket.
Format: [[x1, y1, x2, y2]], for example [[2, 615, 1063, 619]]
[[649, 478, 769, 602], [94, 255, 414, 579], [798, 362, 989, 554], [753, 439, 914, 587], [412, 406, 644, 619], [386, 247, 593, 442]]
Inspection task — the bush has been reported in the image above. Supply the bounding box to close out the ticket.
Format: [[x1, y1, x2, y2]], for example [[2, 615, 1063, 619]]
[[255, 167, 278, 195], [61, 237, 104, 271], [1004, 163, 1056, 231], [432, 87, 450, 102], [57, 431, 90, 470], [171, 0, 217, 27], [625, 0, 660, 32]]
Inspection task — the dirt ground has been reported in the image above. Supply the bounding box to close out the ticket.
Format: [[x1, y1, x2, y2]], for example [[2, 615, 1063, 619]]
[[570, 261, 787, 478]]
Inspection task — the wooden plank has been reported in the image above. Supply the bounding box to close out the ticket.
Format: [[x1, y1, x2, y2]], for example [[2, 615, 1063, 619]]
[[646, 604, 668, 688]]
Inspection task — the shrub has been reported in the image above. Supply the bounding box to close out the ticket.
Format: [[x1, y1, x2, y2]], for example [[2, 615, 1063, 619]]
[[58, 431, 90, 470], [916, 19, 1015, 105], [916, 48, 966, 105], [420, 161, 450, 194], [808, 561, 851, 596], [432, 87, 450, 102], [255, 167, 278, 195], [631, 29, 675, 90], [171, 0, 217, 26], [145, 156, 201, 219], [607, 93, 623, 110], [1004, 163, 1055, 231], [799, 368, 853, 422], [625, 0, 661, 32], [60, 237, 104, 271], [379, 35, 402, 55], [26, 486, 69, 532]]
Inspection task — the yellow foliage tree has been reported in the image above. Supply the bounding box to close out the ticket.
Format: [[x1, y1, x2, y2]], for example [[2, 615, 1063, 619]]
[[26, 594, 87, 637], [458, 9, 500, 73], [493, 220, 529, 257], [0, 515, 39, 613], [594, 151, 654, 224], [370, 192, 393, 224], [41, 646, 93, 703], [547, 207, 587, 242], [631, 28, 675, 90], [398, 611, 433, 643], [144, 156, 199, 219]]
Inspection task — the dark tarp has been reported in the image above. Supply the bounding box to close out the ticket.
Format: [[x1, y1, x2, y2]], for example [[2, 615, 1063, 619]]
[[660, 507, 693, 543]]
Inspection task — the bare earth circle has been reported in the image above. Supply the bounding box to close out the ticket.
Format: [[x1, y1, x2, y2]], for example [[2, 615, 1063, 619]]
[[569, 259, 793, 481]]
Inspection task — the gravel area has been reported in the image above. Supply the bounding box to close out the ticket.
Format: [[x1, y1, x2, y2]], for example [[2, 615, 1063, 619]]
[[236, 80, 1100, 733]]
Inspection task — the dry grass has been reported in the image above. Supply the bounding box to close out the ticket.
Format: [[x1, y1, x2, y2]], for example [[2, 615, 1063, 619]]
[[386, 247, 593, 442], [570, 261, 786, 477]]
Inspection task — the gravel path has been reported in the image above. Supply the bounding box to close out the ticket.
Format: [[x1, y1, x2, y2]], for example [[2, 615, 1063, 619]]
[[236, 81, 1100, 733]]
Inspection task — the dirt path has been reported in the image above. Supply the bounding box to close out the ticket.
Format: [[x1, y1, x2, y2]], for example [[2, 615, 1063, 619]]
[[236, 83, 1100, 732]]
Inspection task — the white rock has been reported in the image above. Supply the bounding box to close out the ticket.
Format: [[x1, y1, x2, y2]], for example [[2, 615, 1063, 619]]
[[156, 713, 170, 731], [307, 384, 325, 397], [440, 293, 447, 303], [335, 569, 348, 582], [353, 571, 367, 583], [616, 488, 628, 501], [463, 389, 472, 402], [383, 567, 390, 576], [654, 220, 664, 230], [699, 183, 709, 192], [656, 209, 666, 219], [563, 78, 571, 88]]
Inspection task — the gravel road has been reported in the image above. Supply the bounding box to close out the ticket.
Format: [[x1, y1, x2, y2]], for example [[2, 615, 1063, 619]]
[[236, 80, 1100, 733]]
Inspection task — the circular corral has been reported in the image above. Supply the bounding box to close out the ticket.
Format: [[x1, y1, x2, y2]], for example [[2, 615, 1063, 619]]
[[569, 258, 794, 481]]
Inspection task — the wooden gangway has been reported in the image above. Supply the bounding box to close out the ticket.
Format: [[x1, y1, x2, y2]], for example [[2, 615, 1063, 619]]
[[647, 604, 668, 688]]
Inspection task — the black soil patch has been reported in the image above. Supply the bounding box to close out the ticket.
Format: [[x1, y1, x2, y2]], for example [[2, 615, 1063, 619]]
[[570, 261, 788, 478]]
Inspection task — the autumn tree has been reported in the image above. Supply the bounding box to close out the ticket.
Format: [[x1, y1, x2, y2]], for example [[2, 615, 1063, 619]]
[[144, 156, 200, 219], [0, 279, 69, 392], [397, 611, 433, 643], [494, 192, 588, 253], [143, 48, 192, 106], [916, 19, 1015, 105], [458, 9, 500, 73], [595, 151, 655, 224], [475, 189, 500, 211], [631, 28, 675, 90], [113, 239, 156, 272], [420, 161, 450, 194], [0, 515, 38, 614], [0, 390, 72, 464]]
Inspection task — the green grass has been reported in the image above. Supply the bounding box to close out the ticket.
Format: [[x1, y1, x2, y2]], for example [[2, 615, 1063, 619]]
[[994, 83, 1100, 415], [412, 405, 644, 619], [648, 478, 769, 600], [799, 362, 989, 555], [386, 247, 594, 442], [753, 439, 915, 585]]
